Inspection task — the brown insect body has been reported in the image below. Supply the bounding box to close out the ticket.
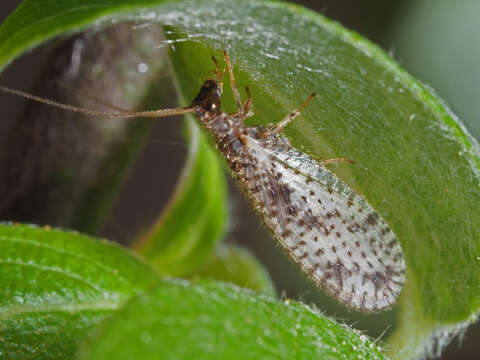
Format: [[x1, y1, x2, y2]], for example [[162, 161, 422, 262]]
[[190, 52, 405, 312]]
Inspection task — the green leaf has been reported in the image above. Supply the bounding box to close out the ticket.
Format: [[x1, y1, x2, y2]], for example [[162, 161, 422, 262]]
[[1, 0, 480, 358], [194, 245, 276, 296], [77, 279, 386, 360], [0, 223, 160, 360], [133, 118, 229, 277]]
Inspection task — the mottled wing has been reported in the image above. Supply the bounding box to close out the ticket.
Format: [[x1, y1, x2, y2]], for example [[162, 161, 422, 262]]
[[243, 136, 405, 312]]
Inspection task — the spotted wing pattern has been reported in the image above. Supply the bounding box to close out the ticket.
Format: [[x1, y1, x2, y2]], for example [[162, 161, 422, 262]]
[[243, 135, 406, 312]]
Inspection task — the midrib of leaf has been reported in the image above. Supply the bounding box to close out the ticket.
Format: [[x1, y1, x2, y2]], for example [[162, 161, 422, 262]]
[[0, 300, 122, 319]]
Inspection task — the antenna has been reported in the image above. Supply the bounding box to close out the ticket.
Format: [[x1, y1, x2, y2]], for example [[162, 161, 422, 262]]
[[0, 85, 194, 118]]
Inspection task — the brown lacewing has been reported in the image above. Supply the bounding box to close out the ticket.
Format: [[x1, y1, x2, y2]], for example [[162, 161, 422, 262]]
[[0, 51, 405, 312]]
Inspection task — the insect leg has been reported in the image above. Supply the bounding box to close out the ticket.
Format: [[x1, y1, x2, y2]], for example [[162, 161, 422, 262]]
[[224, 50, 244, 114], [262, 92, 316, 137], [209, 55, 225, 86], [322, 157, 355, 165], [241, 86, 254, 118], [310, 154, 354, 166]]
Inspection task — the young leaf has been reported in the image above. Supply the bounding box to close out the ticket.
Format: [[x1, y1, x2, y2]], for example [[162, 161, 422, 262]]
[[77, 279, 387, 360], [0, 224, 160, 360]]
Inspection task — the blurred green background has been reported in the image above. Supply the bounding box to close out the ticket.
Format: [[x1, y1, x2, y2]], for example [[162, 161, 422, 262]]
[[0, 1, 478, 359]]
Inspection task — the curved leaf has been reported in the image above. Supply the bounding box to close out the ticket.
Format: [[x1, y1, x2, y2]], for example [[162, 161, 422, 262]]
[[387, 1, 480, 357], [0, 223, 160, 360]]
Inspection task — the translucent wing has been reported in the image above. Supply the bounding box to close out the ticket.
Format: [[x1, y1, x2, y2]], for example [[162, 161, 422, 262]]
[[243, 135, 405, 312]]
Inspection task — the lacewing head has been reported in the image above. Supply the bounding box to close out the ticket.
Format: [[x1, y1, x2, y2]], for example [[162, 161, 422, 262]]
[[191, 54, 225, 114], [191, 79, 222, 113]]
